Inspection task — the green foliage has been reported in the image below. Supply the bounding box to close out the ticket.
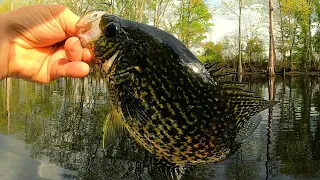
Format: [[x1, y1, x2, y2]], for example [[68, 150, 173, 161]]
[[29, 0, 111, 16], [198, 42, 223, 64], [173, 0, 213, 48], [313, 31, 320, 54], [219, 35, 239, 68], [108, 0, 143, 22], [314, 1, 320, 54], [4, 0, 320, 72], [244, 37, 264, 64], [316, 1, 320, 22], [277, 0, 317, 71], [293, 45, 307, 71], [0, 0, 29, 12], [1, 0, 213, 51], [147, 0, 171, 27]]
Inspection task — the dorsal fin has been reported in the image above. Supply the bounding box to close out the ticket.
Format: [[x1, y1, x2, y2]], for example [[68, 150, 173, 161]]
[[205, 62, 271, 131], [225, 89, 269, 131], [235, 113, 263, 142]]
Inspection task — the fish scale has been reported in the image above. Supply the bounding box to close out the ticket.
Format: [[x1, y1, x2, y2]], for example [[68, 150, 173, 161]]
[[114, 42, 236, 164], [76, 12, 270, 165]]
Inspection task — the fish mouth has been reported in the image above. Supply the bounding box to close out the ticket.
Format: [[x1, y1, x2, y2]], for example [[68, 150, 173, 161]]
[[102, 50, 120, 74], [76, 11, 119, 74], [76, 10, 106, 46]]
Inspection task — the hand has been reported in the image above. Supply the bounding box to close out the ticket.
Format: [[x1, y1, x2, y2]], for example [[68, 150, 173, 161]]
[[0, 5, 93, 83]]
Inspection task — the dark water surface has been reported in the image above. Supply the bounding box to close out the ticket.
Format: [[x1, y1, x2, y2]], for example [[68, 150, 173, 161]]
[[0, 75, 319, 180]]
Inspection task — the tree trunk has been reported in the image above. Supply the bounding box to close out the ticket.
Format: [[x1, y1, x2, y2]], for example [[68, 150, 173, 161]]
[[308, 0, 313, 71], [268, 0, 276, 76], [289, 24, 298, 72], [186, 0, 191, 48], [282, 53, 286, 73], [153, 2, 158, 27], [279, 0, 286, 74], [238, 0, 243, 75], [268, 76, 275, 101], [248, 53, 252, 72], [109, 0, 114, 14], [178, 0, 184, 40], [154, 0, 167, 28], [138, 0, 144, 23], [6, 78, 11, 134], [135, 0, 139, 20]]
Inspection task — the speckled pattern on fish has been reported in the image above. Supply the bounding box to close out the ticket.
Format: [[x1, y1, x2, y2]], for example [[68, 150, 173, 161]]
[[76, 11, 269, 165]]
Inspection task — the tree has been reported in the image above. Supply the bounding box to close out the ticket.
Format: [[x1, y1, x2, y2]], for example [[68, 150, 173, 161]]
[[294, 0, 313, 71], [277, 0, 300, 72], [313, 1, 320, 56], [136, 0, 144, 22], [238, 0, 243, 75], [220, 0, 268, 74], [30, 0, 111, 16], [277, 0, 288, 73], [112, 0, 141, 21], [277, 0, 315, 72], [198, 42, 223, 64], [221, 35, 239, 68], [245, 37, 264, 70], [174, 0, 213, 48], [148, 0, 171, 27], [268, 0, 276, 76]]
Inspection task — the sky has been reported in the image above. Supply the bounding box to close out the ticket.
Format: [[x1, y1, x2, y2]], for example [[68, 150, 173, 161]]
[[207, 0, 239, 43], [209, 0, 222, 8], [206, 0, 270, 44], [209, 17, 238, 43]]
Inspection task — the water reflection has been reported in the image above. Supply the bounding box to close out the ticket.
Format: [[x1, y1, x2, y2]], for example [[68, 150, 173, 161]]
[[274, 76, 320, 178], [0, 75, 320, 179]]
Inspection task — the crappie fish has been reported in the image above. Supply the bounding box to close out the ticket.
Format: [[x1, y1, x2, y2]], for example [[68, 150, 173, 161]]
[[76, 11, 269, 165]]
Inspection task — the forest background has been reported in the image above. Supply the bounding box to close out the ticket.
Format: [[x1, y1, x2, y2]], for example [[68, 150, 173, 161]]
[[1, 0, 320, 75]]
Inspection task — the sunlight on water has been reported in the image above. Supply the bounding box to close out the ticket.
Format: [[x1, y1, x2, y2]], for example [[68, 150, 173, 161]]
[[0, 75, 319, 179]]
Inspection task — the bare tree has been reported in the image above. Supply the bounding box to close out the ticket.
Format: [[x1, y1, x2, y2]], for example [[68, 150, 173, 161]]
[[238, 0, 243, 75], [268, 0, 276, 76]]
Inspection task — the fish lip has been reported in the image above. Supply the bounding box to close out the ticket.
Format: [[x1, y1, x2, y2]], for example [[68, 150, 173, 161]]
[[76, 10, 106, 46], [102, 50, 120, 74]]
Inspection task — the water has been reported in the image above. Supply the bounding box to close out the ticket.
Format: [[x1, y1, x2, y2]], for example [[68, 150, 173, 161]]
[[0, 75, 319, 180]]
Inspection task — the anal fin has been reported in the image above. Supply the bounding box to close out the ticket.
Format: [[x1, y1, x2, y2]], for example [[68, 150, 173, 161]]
[[102, 104, 124, 150]]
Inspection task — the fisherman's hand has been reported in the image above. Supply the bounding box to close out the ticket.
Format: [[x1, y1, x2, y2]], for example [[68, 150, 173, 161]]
[[0, 5, 93, 83]]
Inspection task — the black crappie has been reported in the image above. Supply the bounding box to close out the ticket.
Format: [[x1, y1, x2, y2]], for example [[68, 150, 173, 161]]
[[76, 11, 269, 165]]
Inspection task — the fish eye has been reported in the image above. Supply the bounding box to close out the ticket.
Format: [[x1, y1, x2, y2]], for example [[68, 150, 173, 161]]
[[104, 22, 118, 38]]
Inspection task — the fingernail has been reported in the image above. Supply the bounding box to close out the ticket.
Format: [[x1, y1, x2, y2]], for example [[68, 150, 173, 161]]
[[70, 40, 81, 53]]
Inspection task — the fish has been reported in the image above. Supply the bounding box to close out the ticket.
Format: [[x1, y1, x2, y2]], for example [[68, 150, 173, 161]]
[[76, 11, 269, 165]]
